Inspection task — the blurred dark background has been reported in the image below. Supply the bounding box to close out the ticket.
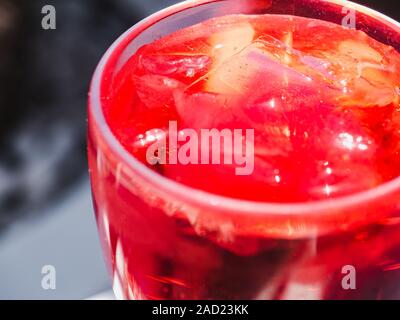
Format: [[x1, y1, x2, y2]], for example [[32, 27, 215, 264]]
[[0, 0, 177, 229], [0, 0, 179, 300], [0, 0, 398, 299]]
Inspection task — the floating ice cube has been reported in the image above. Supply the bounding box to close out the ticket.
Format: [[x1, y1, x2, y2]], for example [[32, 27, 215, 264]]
[[134, 74, 184, 109], [140, 54, 210, 80]]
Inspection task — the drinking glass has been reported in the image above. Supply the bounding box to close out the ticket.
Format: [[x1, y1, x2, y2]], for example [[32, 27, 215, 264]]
[[88, 0, 400, 299]]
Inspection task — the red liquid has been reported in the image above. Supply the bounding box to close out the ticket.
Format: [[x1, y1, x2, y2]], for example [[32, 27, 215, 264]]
[[106, 14, 400, 202], [89, 9, 400, 299]]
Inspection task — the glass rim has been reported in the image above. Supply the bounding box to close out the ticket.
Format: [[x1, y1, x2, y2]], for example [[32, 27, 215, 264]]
[[89, 0, 400, 216]]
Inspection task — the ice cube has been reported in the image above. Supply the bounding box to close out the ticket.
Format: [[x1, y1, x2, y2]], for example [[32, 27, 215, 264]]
[[293, 29, 400, 108], [203, 35, 334, 99], [134, 74, 184, 109], [140, 54, 211, 82], [174, 90, 242, 129], [205, 22, 255, 92], [294, 111, 381, 199], [338, 39, 383, 63], [176, 40, 331, 131]]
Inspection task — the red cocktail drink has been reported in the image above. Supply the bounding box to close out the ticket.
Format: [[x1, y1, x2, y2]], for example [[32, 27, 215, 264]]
[[88, 0, 400, 299]]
